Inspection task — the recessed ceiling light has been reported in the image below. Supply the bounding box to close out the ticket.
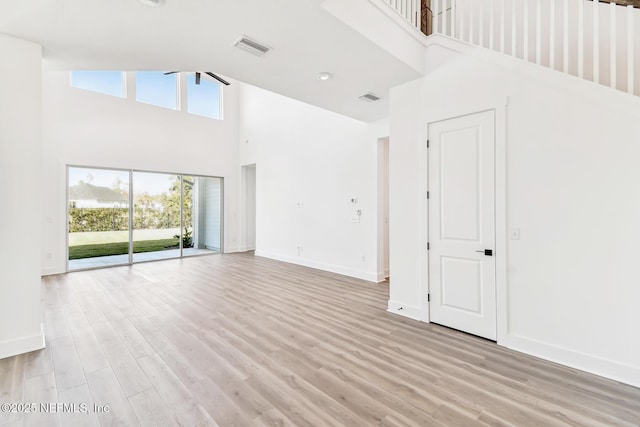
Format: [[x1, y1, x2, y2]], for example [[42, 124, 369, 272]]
[[317, 72, 332, 81], [140, 0, 162, 7]]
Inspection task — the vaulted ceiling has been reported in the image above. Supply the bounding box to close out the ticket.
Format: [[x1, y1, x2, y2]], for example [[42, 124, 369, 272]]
[[0, 0, 423, 121]]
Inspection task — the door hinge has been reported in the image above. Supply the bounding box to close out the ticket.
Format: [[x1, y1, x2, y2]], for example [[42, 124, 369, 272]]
[[426, 191, 430, 199], [427, 242, 430, 250], [427, 293, 430, 302], [426, 139, 430, 148]]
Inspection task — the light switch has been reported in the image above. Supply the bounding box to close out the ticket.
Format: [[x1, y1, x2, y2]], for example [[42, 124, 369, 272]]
[[509, 228, 520, 240]]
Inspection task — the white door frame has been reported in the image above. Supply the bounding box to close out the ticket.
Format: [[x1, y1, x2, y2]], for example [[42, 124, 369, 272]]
[[421, 102, 508, 346], [377, 136, 390, 283]]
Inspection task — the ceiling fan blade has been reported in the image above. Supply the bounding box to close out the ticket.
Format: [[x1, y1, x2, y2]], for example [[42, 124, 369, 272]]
[[195, 72, 201, 85], [164, 71, 179, 75], [205, 72, 231, 86]]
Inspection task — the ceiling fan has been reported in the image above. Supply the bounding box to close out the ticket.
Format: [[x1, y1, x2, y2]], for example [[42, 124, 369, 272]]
[[164, 71, 230, 86]]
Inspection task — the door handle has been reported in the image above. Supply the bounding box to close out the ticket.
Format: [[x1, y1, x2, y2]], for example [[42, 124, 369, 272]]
[[476, 249, 493, 256]]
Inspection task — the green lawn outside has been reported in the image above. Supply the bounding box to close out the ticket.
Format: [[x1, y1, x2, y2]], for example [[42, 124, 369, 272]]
[[69, 228, 180, 246], [69, 238, 180, 260]]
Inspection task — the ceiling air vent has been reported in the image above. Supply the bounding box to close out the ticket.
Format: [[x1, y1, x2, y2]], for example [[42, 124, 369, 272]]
[[359, 92, 381, 102], [233, 35, 271, 57]]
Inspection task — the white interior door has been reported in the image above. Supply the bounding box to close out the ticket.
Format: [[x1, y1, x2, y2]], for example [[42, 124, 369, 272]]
[[428, 110, 496, 340]]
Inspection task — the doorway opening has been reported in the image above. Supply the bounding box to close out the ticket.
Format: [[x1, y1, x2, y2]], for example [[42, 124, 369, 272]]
[[242, 164, 256, 251], [377, 137, 390, 282]]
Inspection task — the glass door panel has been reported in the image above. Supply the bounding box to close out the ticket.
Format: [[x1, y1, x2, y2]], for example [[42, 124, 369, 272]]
[[68, 166, 130, 270], [132, 171, 181, 263], [184, 176, 223, 257]]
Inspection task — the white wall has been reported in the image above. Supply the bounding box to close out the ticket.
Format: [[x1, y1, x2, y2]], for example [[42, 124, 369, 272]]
[[41, 70, 241, 274], [238, 83, 389, 282], [389, 41, 640, 387], [0, 35, 45, 358]]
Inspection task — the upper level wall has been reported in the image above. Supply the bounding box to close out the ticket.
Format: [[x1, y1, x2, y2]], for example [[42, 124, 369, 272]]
[[389, 40, 640, 387], [41, 70, 241, 275]]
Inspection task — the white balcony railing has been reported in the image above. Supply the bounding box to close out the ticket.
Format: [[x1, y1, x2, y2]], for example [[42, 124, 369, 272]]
[[386, 0, 639, 97], [386, 0, 422, 28]]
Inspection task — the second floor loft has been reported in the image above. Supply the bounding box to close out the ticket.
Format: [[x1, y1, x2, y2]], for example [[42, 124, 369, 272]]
[[386, 0, 640, 97]]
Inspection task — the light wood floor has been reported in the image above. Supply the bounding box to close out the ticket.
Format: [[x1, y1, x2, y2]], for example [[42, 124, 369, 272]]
[[1, 253, 639, 427]]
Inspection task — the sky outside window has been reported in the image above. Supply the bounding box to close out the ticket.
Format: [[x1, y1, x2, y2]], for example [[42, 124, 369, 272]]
[[70, 71, 125, 97], [136, 71, 178, 110], [187, 75, 222, 119], [69, 71, 223, 120]]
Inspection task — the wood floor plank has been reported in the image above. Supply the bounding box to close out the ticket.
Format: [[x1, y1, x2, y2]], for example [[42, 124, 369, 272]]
[[43, 310, 71, 341], [22, 347, 53, 380], [85, 367, 140, 427], [49, 337, 85, 393], [0, 355, 26, 425], [22, 372, 60, 427], [128, 387, 174, 427], [251, 408, 296, 427], [1, 253, 637, 426], [70, 328, 109, 375], [111, 319, 154, 359], [137, 353, 212, 427], [188, 376, 255, 427], [57, 383, 100, 427], [0, 419, 24, 427], [90, 322, 151, 397]]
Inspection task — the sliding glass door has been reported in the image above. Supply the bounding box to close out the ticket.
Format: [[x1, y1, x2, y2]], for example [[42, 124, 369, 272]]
[[132, 171, 182, 263], [184, 175, 223, 257], [67, 167, 130, 270], [67, 166, 222, 271]]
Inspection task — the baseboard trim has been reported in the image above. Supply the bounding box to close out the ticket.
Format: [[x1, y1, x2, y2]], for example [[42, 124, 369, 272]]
[[375, 269, 390, 282], [255, 250, 378, 282], [506, 334, 640, 388], [42, 266, 64, 276], [0, 325, 45, 360], [387, 300, 423, 321]]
